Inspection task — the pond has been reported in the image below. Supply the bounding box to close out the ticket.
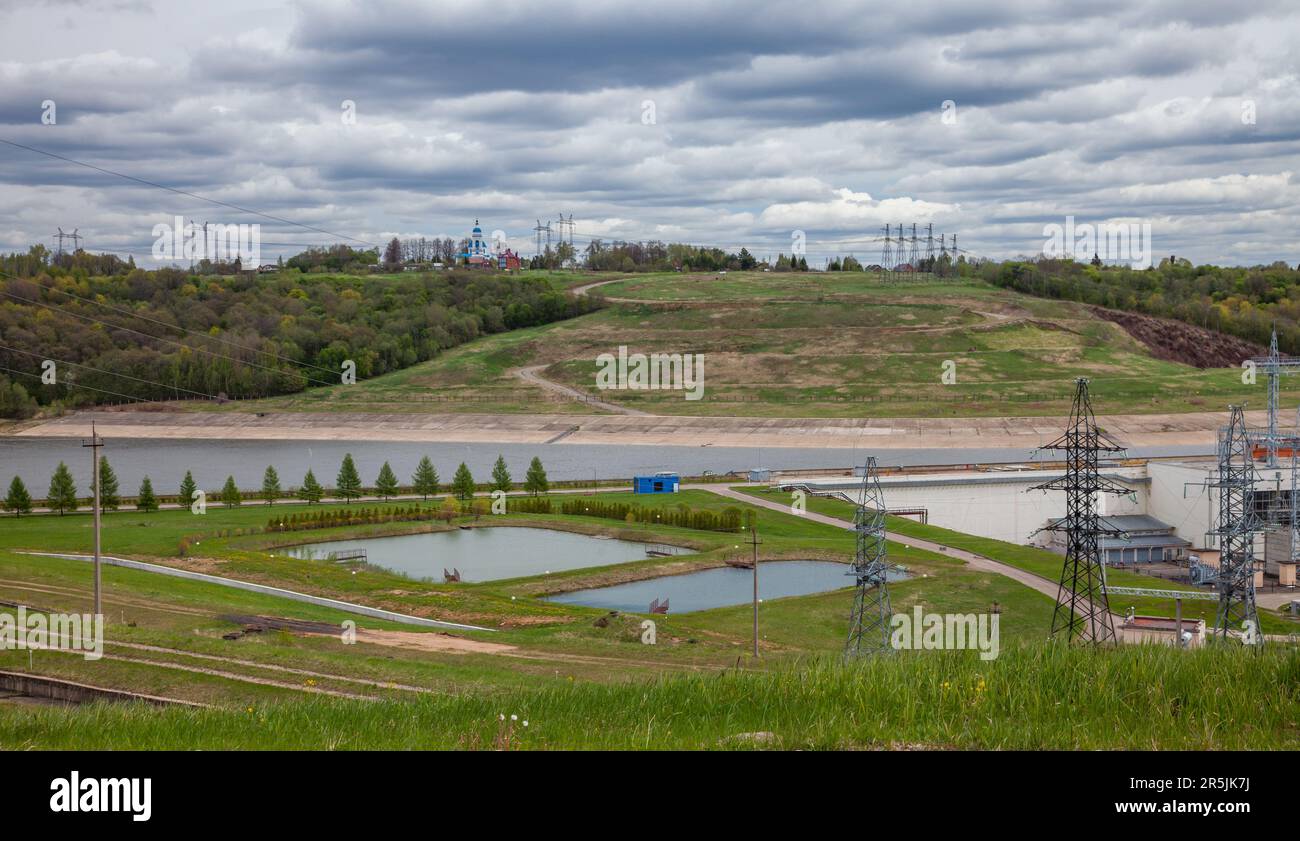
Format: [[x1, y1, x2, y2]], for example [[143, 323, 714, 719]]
[[281, 526, 663, 583], [546, 560, 909, 614]]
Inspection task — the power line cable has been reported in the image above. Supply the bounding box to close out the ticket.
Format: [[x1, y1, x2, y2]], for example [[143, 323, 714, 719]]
[[0, 342, 220, 401], [0, 363, 159, 405], [23, 280, 341, 378], [0, 286, 339, 389]]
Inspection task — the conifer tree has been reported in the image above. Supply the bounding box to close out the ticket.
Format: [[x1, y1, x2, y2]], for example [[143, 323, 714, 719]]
[[97, 456, 120, 510], [48, 462, 78, 515], [261, 465, 283, 504], [375, 461, 399, 500], [524, 456, 549, 496], [221, 475, 242, 508], [412, 455, 439, 499], [490, 454, 512, 492], [136, 476, 158, 512], [452, 462, 475, 502], [4, 476, 32, 516], [337, 454, 362, 501], [179, 471, 198, 507], [299, 469, 324, 505]]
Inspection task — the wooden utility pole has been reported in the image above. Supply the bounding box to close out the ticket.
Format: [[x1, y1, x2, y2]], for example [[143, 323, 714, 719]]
[[750, 524, 762, 658], [81, 424, 103, 616]]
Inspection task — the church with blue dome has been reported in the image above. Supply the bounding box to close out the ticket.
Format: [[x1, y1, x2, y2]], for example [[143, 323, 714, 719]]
[[461, 219, 520, 270]]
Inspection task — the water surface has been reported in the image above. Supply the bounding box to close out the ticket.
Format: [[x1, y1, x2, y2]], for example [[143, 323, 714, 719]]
[[547, 560, 909, 613], [281, 526, 660, 582], [0, 436, 1210, 494]]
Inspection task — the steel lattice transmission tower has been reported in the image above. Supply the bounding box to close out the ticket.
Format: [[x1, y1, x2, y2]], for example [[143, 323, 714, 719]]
[[1031, 378, 1128, 644], [781, 457, 896, 656], [1290, 407, 1300, 570], [879, 224, 892, 276], [1249, 327, 1300, 468], [1209, 405, 1264, 646], [845, 457, 894, 656]]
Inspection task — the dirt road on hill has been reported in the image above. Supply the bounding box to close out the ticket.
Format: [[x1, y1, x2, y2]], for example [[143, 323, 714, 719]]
[[513, 364, 652, 416]]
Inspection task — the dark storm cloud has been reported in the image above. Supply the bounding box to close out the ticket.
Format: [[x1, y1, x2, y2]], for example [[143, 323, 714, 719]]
[[0, 0, 1296, 265]]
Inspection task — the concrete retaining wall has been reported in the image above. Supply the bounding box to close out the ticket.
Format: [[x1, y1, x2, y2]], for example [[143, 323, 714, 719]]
[[0, 670, 201, 707]]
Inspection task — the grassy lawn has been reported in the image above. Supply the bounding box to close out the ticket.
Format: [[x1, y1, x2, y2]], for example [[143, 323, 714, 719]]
[[1, 486, 1295, 749], [0, 489, 1042, 703], [3, 643, 1295, 749]]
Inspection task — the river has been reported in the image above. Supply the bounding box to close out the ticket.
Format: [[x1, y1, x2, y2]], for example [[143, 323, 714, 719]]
[[0, 436, 1211, 495]]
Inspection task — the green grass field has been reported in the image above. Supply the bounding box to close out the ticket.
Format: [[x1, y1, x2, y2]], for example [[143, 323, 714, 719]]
[[1, 485, 1294, 749], [4, 644, 1295, 749], [187, 270, 1293, 418]]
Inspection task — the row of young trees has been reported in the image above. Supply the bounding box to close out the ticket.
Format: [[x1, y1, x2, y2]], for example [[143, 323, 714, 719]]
[[2, 457, 156, 516], [1, 453, 552, 516]]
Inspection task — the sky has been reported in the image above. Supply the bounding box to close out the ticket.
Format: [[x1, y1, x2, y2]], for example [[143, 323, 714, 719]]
[[0, 0, 1297, 267]]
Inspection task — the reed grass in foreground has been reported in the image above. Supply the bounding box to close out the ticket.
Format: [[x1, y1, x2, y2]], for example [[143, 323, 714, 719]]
[[3, 643, 1296, 750]]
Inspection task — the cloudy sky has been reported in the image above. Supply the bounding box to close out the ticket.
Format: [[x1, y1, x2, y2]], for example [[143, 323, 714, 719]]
[[0, 0, 1297, 266]]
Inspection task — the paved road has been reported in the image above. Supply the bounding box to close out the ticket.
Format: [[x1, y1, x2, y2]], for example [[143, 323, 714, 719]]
[[702, 485, 1064, 602], [23, 552, 493, 632]]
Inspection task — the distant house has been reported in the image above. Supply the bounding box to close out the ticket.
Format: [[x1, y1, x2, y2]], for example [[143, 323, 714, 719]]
[[498, 248, 522, 270], [257, 264, 279, 274]]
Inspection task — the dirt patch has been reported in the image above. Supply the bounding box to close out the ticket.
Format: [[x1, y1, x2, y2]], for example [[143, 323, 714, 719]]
[[1089, 306, 1265, 369], [219, 614, 517, 654], [353, 629, 517, 655], [150, 555, 234, 576]]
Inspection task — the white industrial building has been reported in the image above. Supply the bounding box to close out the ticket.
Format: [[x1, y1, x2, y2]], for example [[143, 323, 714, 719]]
[[777, 458, 1297, 587], [781, 464, 1147, 544]]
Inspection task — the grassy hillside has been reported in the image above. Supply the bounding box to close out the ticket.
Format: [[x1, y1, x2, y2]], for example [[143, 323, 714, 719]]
[[205, 271, 1291, 418]]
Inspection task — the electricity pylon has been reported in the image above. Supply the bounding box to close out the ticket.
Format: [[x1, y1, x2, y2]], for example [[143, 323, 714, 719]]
[[1031, 378, 1128, 644], [1249, 327, 1300, 468], [782, 456, 897, 655], [1209, 405, 1264, 647], [845, 457, 894, 655]]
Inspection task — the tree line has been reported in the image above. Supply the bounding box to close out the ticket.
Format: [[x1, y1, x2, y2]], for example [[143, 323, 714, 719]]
[[2, 453, 550, 515], [984, 257, 1300, 354]]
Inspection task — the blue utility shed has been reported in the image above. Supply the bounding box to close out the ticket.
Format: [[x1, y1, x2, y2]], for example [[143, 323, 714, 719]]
[[633, 472, 680, 494]]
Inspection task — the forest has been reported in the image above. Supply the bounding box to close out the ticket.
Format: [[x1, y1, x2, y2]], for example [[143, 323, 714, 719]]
[[0, 252, 600, 418], [982, 257, 1300, 355]]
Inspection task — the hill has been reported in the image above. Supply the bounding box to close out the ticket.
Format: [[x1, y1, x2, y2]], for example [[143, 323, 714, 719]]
[[210, 270, 1286, 418]]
